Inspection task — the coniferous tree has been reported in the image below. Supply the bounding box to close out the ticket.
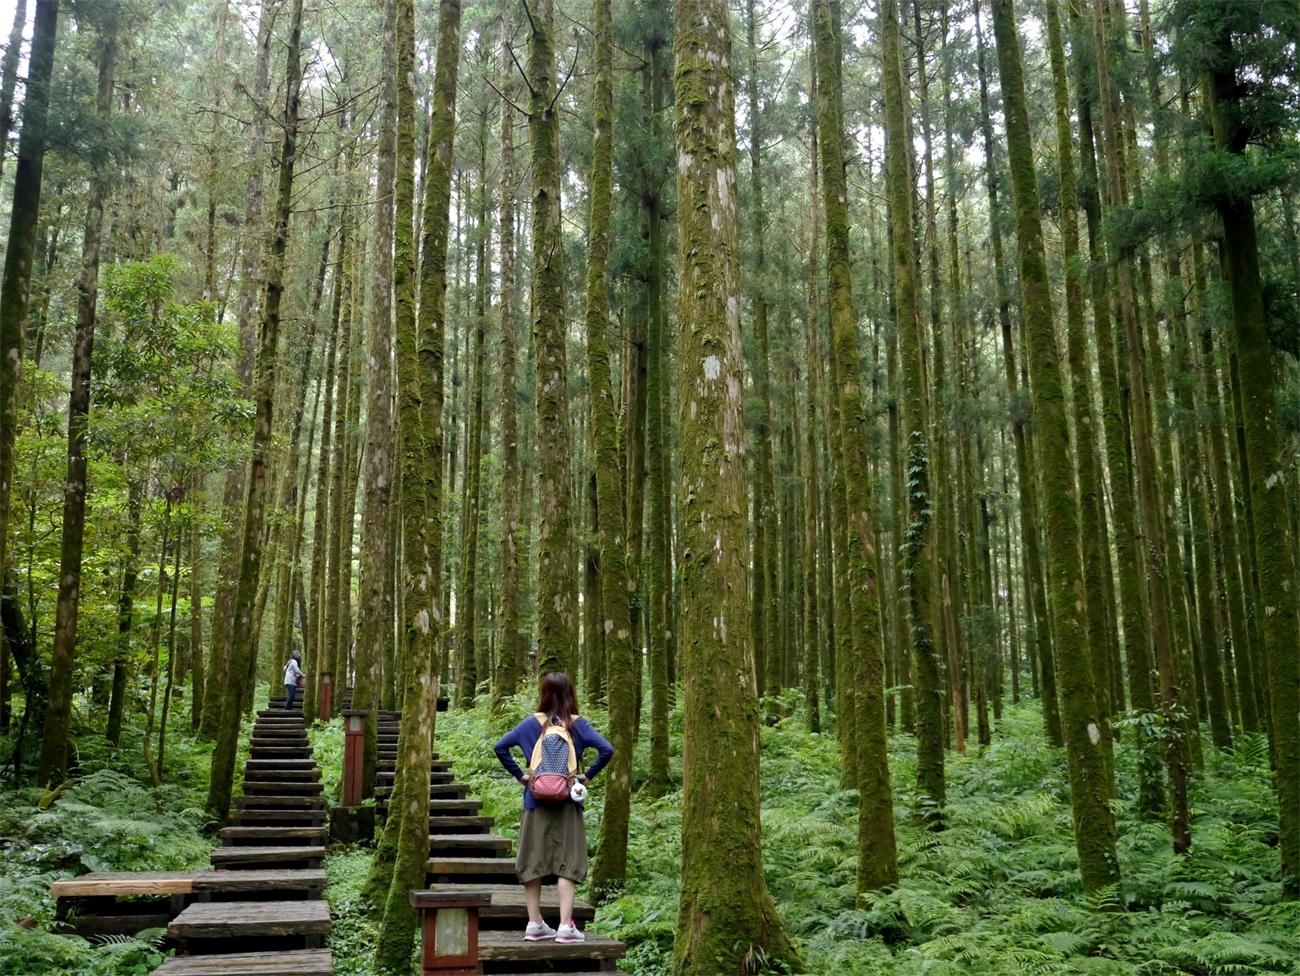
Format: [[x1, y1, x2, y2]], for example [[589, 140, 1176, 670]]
[[670, 0, 799, 970]]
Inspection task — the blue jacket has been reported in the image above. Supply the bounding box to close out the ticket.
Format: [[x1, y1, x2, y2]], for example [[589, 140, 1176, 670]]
[[494, 714, 614, 811]]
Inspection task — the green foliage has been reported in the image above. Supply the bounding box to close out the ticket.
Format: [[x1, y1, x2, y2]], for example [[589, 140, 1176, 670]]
[[425, 701, 1297, 976]]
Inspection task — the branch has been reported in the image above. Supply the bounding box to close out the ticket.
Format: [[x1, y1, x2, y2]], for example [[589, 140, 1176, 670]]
[[505, 40, 536, 98], [484, 73, 532, 119]]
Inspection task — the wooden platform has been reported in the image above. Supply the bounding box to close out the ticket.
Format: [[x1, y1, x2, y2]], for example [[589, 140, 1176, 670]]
[[168, 900, 330, 941], [153, 949, 332, 975], [54, 869, 325, 899]]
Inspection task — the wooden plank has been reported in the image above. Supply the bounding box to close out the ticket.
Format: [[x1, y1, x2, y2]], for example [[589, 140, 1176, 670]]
[[477, 930, 625, 964], [426, 857, 518, 876], [422, 883, 594, 923], [190, 869, 326, 893], [426, 833, 511, 853], [53, 873, 195, 898], [168, 900, 330, 940], [152, 949, 332, 975], [220, 826, 326, 842], [210, 846, 326, 868]]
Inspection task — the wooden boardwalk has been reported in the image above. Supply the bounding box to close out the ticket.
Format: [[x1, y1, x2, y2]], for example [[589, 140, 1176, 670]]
[[370, 705, 629, 975], [152, 698, 333, 975]]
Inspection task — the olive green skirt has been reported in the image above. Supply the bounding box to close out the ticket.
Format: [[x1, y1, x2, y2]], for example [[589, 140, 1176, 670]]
[[516, 803, 588, 884]]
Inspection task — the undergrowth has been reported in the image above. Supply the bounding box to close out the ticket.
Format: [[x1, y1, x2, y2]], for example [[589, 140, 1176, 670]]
[[0, 684, 268, 975], [425, 695, 1299, 976]]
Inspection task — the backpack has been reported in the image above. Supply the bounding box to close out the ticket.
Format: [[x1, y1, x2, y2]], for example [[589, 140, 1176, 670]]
[[528, 712, 577, 803]]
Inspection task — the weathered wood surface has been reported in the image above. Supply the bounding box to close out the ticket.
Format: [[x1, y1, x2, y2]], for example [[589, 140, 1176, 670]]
[[232, 809, 327, 825], [153, 949, 332, 974], [426, 798, 481, 813], [426, 856, 518, 876], [477, 930, 626, 964], [235, 794, 325, 808], [241, 780, 324, 795], [426, 832, 511, 852], [168, 899, 330, 939], [210, 845, 325, 867], [422, 815, 493, 831], [422, 883, 595, 923], [53, 869, 326, 899], [219, 826, 327, 843]]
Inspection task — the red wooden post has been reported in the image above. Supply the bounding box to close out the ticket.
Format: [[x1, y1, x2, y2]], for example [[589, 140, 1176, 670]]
[[410, 890, 492, 976], [319, 671, 333, 719], [342, 709, 367, 806]]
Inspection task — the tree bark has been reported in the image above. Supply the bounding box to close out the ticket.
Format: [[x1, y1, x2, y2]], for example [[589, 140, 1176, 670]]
[[669, 0, 799, 971], [39, 18, 115, 786], [989, 0, 1120, 892], [206, 0, 305, 821], [0, 0, 57, 664]]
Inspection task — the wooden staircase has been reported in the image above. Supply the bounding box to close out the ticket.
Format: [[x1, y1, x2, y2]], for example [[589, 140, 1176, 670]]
[[152, 697, 333, 975], [376, 708, 629, 975]]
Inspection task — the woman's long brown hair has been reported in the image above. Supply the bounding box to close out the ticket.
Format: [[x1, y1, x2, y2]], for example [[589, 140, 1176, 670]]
[[536, 672, 579, 732]]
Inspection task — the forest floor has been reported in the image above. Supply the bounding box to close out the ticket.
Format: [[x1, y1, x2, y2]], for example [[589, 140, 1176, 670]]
[[0, 691, 1295, 975]]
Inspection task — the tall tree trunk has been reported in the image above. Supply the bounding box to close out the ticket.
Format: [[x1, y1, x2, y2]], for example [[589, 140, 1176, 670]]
[[1204, 11, 1300, 894], [530, 0, 576, 677], [206, 0, 305, 821], [1092, 0, 1190, 852], [107, 480, 143, 745], [812, 0, 899, 890], [492, 1, 522, 711], [189, 505, 205, 731], [974, 0, 1061, 746], [1042, 0, 1116, 733], [989, 0, 1119, 893], [669, 0, 799, 970], [883, 0, 943, 821], [201, 0, 276, 739], [802, 43, 823, 734], [355, 0, 397, 799], [39, 18, 115, 786], [372, 0, 459, 963], [0, 0, 57, 656]]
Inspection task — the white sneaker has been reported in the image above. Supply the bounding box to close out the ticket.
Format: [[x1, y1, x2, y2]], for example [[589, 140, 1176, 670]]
[[555, 921, 585, 943], [524, 920, 556, 941]]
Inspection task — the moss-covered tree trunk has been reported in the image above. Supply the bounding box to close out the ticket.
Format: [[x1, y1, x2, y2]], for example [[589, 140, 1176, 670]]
[[585, 0, 635, 891], [207, 0, 305, 821], [1042, 0, 1116, 735], [201, 0, 275, 739], [492, 2, 522, 711], [802, 44, 823, 735], [40, 17, 115, 786], [355, 0, 397, 798], [669, 0, 799, 970], [1091, 0, 1190, 852], [989, 0, 1119, 892], [530, 0, 576, 676], [0, 0, 57, 674], [1204, 12, 1300, 893], [883, 0, 943, 820], [0, 0, 28, 186], [371, 0, 460, 964], [973, 0, 1061, 747], [744, 0, 780, 698], [812, 0, 898, 890]]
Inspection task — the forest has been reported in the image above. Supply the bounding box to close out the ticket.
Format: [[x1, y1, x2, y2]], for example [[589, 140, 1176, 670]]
[[0, 0, 1298, 973]]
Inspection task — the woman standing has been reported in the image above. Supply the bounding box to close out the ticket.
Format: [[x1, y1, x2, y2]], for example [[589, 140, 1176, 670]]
[[282, 647, 304, 709], [494, 672, 614, 943]]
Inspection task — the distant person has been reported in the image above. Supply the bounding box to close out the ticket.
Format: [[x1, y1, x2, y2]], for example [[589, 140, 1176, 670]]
[[494, 671, 613, 944], [283, 647, 304, 710]]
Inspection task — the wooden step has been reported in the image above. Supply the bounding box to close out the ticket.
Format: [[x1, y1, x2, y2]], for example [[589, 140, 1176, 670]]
[[250, 737, 309, 748], [153, 948, 332, 975], [421, 883, 594, 927], [258, 708, 304, 717], [427, 799, 482, 814], [244, 768, 321, 782], [245, 759, 318, 771], [55, 869, 326, 900], [426, 857, 518, 880], [231, 809, 326, 826], [477, 929, 625, 968], [377, 770, 451, 784], [241, 780, 324, 795], [249, 752, 311, 763], [425, 815, 494, 833], [220, 826, 327, 846], [377, 782, 469, 801], [427, 833, 511, 855], [235, 794, 326, 810], [210, 846, 325, 869], [168, 899, 329, 941]]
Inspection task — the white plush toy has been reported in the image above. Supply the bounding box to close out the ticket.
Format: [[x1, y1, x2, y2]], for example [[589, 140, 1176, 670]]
[[569, 780, 588, 803]]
